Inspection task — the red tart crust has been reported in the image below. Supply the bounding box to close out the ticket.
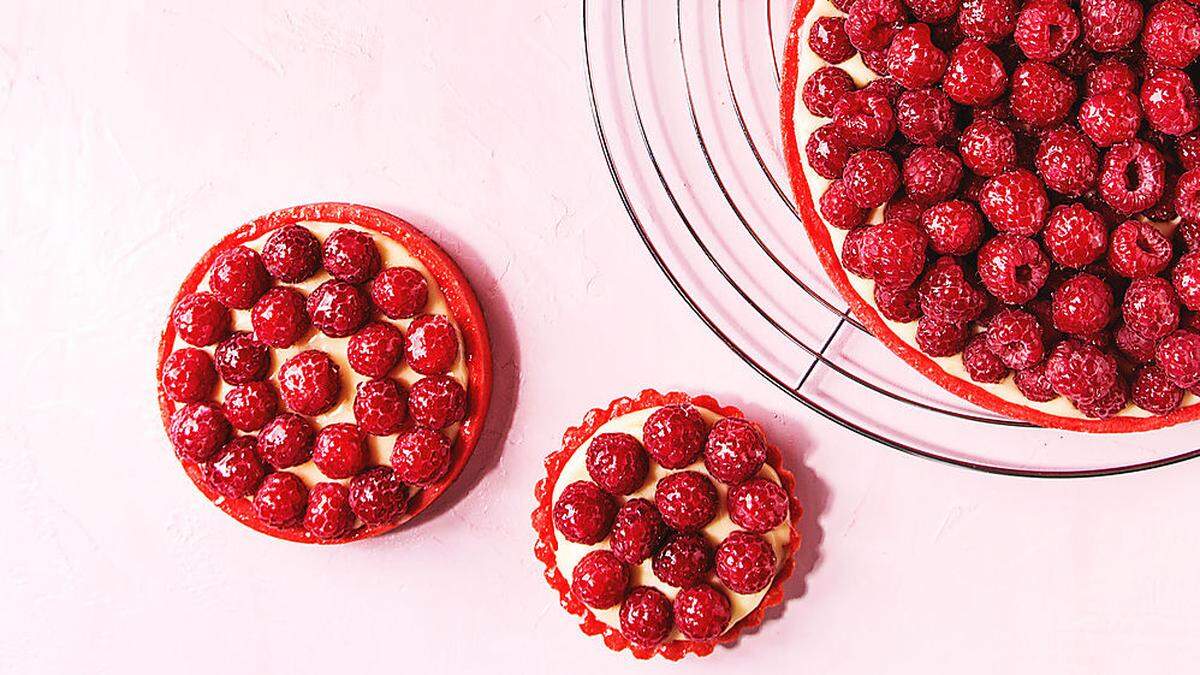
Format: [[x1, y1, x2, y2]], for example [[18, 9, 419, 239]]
[[156, 202, 493, 543], [532, 389, 802, 660]]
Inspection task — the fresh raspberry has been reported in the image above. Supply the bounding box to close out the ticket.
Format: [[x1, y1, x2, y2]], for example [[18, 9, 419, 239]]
[[833, 89, 897, 148], [907, 0, 961, 22], [1086, 59, 1138, 97], [304, 482, 354, 539], [959, 119, 1017, 178], [1132, 365, 1185, 413], [348, 466, 408, 525], [654, 471, 718, 532], [728, 478, 790, 533], [944, 39, 1009, 105], [322, 227, 381, 284], [171, 292, 230, 347], [1099, 141, 1167, 214], [1045, 340, 1118, 403], [875, 283, 922, 322], [253, 472, 308, 527], [819, 181, 869, 230], [1036, 126, 1099, 196], [860, 47, 892, 76], [261, 225, 321, 283], [1010, 61, 1077, 129], [405, 314, 460, 375], [703, 417, 767, 485], [979, 169, 1050, 235], [963, 334, 1010, 382], [208, 246, 270, 310], [571, 550, 629, 610], [1042, 204, 1108, 268], [846, 0, 906, 52], [915, 316, 969, 356], [803, 66, 857, 118], [985, 308, 1044, 369], [1078, 90, 1143, 146], [1080, 0, 1144, 53], [843, 149, 901, 208], [583, 433, 649, 495], [902, 146, 963, 204], [860, 220, 929, 287], [1015, 359, 1060, 401], [169, 402, 231, 462], [619, 587, 674, 648], [977, 234, 1050, 304], [652, 533, 714, 588], [204, 436, 266, 499], [1054, 40, 1100, 78], [353, 378, 408, 435], [391, 427, 452, 487], [312, 423, 368, 479], [1156, 329, 1200, 387], [257, 414, 315, 469], [1116, 322, 1160, 362], [1075, 376, 1130, 417], [715, 531, 777, 594], [1174, 252, 1200, 310], [1107, 220, 1173, 278], [213, 332, 268, 385], [609, 498, 666, 564], [886, 23, 948, 89], [808, 16, 857, 64], [370, 267, 429, 319], [918, 257, 987, 324], [642, 404, 708, 469], [1177, 133, 1200, 171], [1176, 169, 1200, 223], [552, 480, 617, 544], [1141, 69, 1200, 135], [222, 381, 278, 431], [250, 287, 309, 348], [806, 124, 853, 179], [887, 197, 927, 225], [277, 350, 341, 416], [841, 225, 873, 278], [958, 0, 1016, 43], [1124, 276, 1182, 339], [895, 88, 954, 146], [161, 348, 217, 403], [408, 375, 466, 431], [673, 585, 732, 641], [1052, 273, 1115, 335], [1015, 0, 1081, 61], [307, 280, 370, 338], [1143, 0, 1200, 69], [346, 321, 405, 378]]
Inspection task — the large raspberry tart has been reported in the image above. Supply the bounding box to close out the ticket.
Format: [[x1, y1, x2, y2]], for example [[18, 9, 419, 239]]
[[157, 203, 492, 543], [533, 390, 801, 660], [781, 0, 1200, 431]]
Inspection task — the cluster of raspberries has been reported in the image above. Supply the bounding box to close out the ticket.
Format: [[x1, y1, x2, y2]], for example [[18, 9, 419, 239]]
[[802, 0, 1200, 418], [161, 223, 468, 539], [552, 405, 790, 648]]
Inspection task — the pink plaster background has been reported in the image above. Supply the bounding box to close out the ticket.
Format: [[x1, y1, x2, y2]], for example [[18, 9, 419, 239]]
[[3, 2, 1199, 673]]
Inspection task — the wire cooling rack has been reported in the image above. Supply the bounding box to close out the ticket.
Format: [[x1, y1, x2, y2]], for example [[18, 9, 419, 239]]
[[583, 0, 1200, 478]]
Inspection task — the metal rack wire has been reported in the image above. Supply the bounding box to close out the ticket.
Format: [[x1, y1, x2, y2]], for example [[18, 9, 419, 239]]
[[582, 0, 1200, 478]]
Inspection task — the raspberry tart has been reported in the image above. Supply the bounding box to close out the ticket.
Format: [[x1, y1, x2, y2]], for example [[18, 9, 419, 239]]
[[533, 390, 801, 660], [781, 0, 1200, 431], [157, 203, 492, 543]]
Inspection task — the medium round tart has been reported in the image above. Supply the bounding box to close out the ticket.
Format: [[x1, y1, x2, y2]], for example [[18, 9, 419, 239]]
[[157, 203, 492, 543], [780, 0, 1200, 431], [532, 390, 801, 660]]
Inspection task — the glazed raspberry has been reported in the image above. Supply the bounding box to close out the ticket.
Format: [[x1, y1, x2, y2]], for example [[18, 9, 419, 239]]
[[552, 480, 618, 545], [1036, 126, 1098, 196], [352, 378, 408, 435], [1107, 220, 1173, 278], [347, 321, 405, 378], [204, 436, 266, 499], [214, 332, 268, 385], [1080, 0, 1144, 53], [307, 280, 370, 338], [1178, 133, 1200, 171], [1015, 359, 1060, 401], [1116, 322, 1160, 362], [348, 466, 408, 525], [819, 181, 869, 230], [841, 225, 873, 278], [1174, 253, 1200, 310], [1101, 141, 1168, 215], [918, 257, 987, 324], [915, 316, 969, 356], [803, 66, 857, 118], [408, 375, 466, 431], [1075, 376, 1130, 418], [906, 0, 960, 23], [652, 533, 714, 588], [250, 287, 309, 348], [406, 314, 460, 375], [864, 77, 904, 102], [161, 348, 217, 403], [1143, 0, 1200, 68], [943, 39, 1009, 105], [846, 0, 905, 52], [673, 585, 732, 641], [885, 23, 948, 89], [1045, 340, 1118, 403], [208, 246, 270, 309], [860, 47, 892, 76], [715, 531, 777, 595], [277, 350, 341, 416], [1124, 276, 1182, 340], [253, 472, 308, 527], [1078, 90, 1143, 147], [979, 169, 1049, 235], [728, 477, 790, 534], [1141, 69, 1200, 136], [959, 0, 1016, 43], [703, 417, 767, 485], [977, 234, 1050, 304], [169, 402, 231, 462], [322, 227, 381, 284], [843, 150, 901, 208], [861, 220, 929, 288], [1052, 273, 1115, 335], [808, 16, 857, 64], [833, 89, 897, 148], [1177, 169, 1200, 223], [304, 482, 354, 539], [257, 413, 315, 469], [391, 427, 452, 487], [585, 432, 649, 495], [571, 550, 629, 610], [619, 587, 674, 648], [312, 423, 368, 479], [654, 471, 718, 532], [1156, 329, 1200, 387], [874, 283, 922, 322], [1043, 204, 1108, 268], [261, 225, 321, 283], [370, 267, 429, 319], [1010, 62, 1077, 129], [171, 292, 230, 347], [904, 147, 963, 204], [222, 381, 278, 432], [1086, 59, 1138, 97], [985, 308, 1044, 369], [609, 498, 666, 564], [1015, 0, 1081, 61], [963, 335, 1010, 383], [959, 118, 1017, 177], [642, 404, 708, 469], [806, 124, 853, 179], [1132, 365, 1185, 414]]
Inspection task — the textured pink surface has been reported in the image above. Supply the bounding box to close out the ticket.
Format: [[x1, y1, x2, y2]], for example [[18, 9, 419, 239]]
[[3, 2, 1200, 673]]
